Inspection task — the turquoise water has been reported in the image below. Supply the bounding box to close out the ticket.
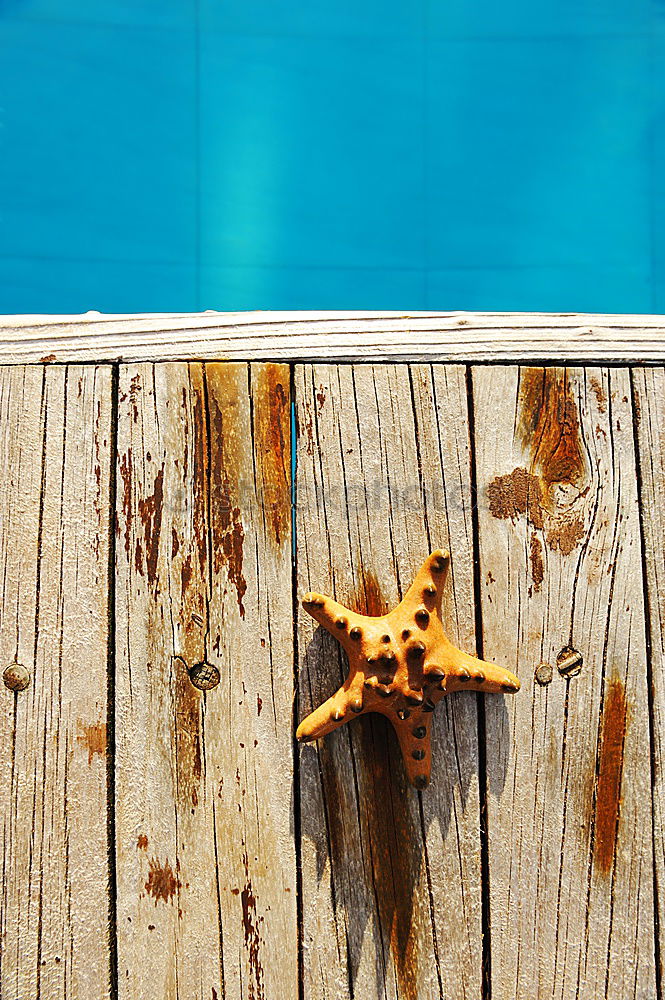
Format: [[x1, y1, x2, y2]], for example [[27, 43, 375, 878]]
[[1, 1, 663, 314]]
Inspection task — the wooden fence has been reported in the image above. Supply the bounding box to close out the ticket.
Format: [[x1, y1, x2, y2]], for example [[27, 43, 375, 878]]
[[1, 312, 664, 1000]]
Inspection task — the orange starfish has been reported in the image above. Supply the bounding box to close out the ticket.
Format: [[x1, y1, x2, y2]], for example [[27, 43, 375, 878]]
[[297, 550, 520, 789]]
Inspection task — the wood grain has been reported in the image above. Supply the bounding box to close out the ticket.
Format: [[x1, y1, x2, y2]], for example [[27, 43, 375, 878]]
[[0, 365, 113, 999], [472, 366, 656, 1000], [295, 363, 482, 1000], [632, 367, 665, 990], [2, 312, 665, 363], [114, 361, 297, 999]]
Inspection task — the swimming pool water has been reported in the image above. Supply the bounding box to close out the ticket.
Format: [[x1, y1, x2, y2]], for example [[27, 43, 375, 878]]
[[1, 0, 663, 314]]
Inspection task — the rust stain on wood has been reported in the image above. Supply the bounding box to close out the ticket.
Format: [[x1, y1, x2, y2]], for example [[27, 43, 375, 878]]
[[529, 533, 544, 590], [191, 371, 209, 575], [241, 849, 265, 1000], [145, 857, 181, 904], [517, 368, 587, 489], [207, 364, 247, 617], [488, 369, 590, 565], [119, 449, 133, 553], [173, 656, 202, 810], [134, 466, 165, 585], [594, 676, 629, 874], [216, 482, 246, 616], [129, 373, 142, 423], [487, 467, 544, 529], [589, 376, 607, 413], [546, 515, 586, 556], [77, 721, 107, 765], [137, 834, 148, 850], [254, 364, 290, 549], [181, 553, 193, 595], [297, 397, 315, 457]]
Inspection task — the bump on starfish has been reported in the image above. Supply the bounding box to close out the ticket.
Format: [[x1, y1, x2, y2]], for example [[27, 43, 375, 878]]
[[297, 549, 520, 789]]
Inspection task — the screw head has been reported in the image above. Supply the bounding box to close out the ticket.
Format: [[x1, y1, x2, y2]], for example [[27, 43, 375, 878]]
[[3, 663, 30, 692], [556, 646, 583, 678], [188, 661, 220, 691], [535, 661, 553, 686]]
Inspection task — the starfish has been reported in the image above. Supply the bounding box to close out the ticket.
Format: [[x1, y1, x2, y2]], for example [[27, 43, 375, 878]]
[[297, 550, 520, 789]]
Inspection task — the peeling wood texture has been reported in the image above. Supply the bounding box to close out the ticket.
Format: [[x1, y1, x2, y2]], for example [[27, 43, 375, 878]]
[[0, 365, 113, 999], [295, 364, 482, 1000], [114, 362, 296, 999], [633, 367, 665, 989], [472, 366, 655, 1000], [4, 311, 665, 363]]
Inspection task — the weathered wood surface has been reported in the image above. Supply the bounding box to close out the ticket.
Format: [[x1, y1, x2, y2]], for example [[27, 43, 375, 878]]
[[1, 348, 664, 1000], [472, 366, 655, 999], [295, 363, 483, 1000], [114, 362, 296, 999], [633, 367, 665, 990], [0, 365, 113, 999], [2, 312, 665, 363]]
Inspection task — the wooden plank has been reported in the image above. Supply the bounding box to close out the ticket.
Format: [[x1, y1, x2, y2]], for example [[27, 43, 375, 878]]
[[0, 365, 113, 999], [295, 363, 482, 1000], [115, 361, 297, 999], [2, 312, 665, 364], [472, 366, 655, 999], [632, 367, 665, 988]]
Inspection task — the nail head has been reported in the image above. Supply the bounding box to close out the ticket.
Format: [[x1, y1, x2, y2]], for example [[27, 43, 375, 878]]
[[3, 663, 30, 692], [188, 661, 220, 691], [535, 662, 553, 686]]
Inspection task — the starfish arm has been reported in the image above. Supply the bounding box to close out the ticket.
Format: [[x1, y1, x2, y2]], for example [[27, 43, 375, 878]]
[[391, 712, 434, 789], [442, 642, 520, 694], [301, 591, 359, 638], [296, 677, 364, 743], [399, 549, 450, 615]]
